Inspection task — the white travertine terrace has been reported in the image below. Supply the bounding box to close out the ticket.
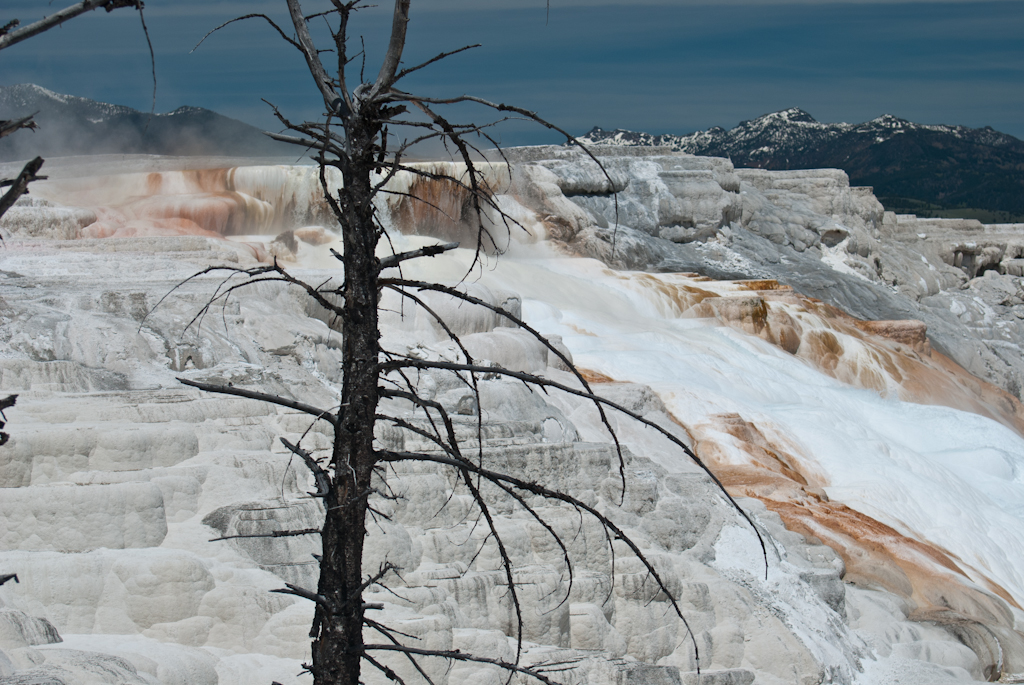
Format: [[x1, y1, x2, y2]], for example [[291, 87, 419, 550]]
[[1, 148, 1024, 684]]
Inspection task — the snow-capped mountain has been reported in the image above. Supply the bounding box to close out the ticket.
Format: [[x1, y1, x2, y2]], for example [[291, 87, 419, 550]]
[[581, 109, 1024, 217], [0, 84, 294, 161]]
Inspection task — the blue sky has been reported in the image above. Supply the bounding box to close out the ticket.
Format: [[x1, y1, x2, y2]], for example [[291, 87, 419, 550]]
[[3, 0, 1023, 143]]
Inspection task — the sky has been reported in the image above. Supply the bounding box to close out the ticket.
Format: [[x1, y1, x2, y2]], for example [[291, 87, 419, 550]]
[[2, 0, 1023, 145]]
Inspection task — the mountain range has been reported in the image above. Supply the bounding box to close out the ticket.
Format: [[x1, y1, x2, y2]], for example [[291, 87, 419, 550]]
[[4, 86, 1022, 222], [580, 108, 1024, 221], [0, 84, 295, 161]]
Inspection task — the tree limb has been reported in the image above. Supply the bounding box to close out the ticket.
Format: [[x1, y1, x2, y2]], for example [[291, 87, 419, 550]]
[[370, 0, 411, 99], [0, 388, 14, 449], [0, 0, 142, 52], [280, 437, 332, 497], [0, 115, 37, 140], [379, 448, 701, 665], [0, 157, 44, 223], [383, 279, 630, 494], [192, 14, 301, 54], [177, 378, 337, 424], [394, 44, 480, 82], [363, 644, 558, 685], [210, 528, 322, 542], [271, 583, 329, 607], [362, 652, 409, 685], [286, 0, 340, 111], [378, 242, 459, 271]]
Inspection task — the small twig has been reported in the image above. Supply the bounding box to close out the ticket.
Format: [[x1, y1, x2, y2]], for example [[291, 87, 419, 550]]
[[394, 43, 481, 81], [363, 644, 558, 685], [192, 14, 301, 53]]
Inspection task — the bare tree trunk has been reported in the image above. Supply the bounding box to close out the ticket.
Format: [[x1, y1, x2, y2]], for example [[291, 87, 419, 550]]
[[314, 116, 382, 685]]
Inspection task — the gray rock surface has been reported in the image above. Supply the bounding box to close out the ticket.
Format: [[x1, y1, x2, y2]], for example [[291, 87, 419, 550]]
[[502, 145, 1024, 399]]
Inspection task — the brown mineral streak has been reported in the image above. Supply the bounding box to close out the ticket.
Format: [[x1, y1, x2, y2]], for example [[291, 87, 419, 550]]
[[578, 368, 616, 384], [627, 272, 1024, 437], [684, 411, 1023, 627], [389, 176, 470, 242], [609, 270, 1024, 624], [604, 349, 1024, 630]]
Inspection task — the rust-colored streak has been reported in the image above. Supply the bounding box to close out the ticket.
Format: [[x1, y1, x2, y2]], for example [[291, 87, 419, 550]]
[[767, 500, 1021, 621], [565, 324, 597, 337], [684, 412, 1022, 632], [736, 279, 786, 291], [184, 168, 231, 193], [578, 368, 616, 384], [389, 177, 478, 245], [617, 271, 1024, 439], [627, 273, 721, 317]]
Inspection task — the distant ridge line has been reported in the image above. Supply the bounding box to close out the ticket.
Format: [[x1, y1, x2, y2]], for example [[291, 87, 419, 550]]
[[579, 109, 1024, 219], [0, 84, 296, 161]]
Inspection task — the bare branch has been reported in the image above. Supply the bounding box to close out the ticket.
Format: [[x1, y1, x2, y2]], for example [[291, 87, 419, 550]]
[[177, 378, 337, 425], [0, 157, 45, 223], [380, 448, 701, 665], [272, 583, 329, 607], [0, 115, 37, 140], [370, 0, 412, 98], [0, 0, 142, 52], [364, 618, 436, 685], [389, 89, 622, 248], [383, 278, 629, 494], [394, 44, 481, 82], [286, 0, 341, 110], [0, 392, 14, 449], [210, 528, 322, 542], [265, 131, 323, 151], [363, 644, 558, 685], [380, 357, 767, 572], [378, 241, 459, 271], [280, 437, 333, 497], [362, 652, 409, 685], [192, 14, 301, 53]]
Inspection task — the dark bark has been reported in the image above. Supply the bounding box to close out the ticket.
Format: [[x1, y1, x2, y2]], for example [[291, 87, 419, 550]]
[[0, 115, 38, 140], [314, 113, 382, 684], [0, 157, 44, 224]]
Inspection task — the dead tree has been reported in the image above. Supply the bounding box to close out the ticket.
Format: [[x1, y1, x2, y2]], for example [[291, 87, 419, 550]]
[[0, 0, 147, 224], [178, 2, 766, 684]]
